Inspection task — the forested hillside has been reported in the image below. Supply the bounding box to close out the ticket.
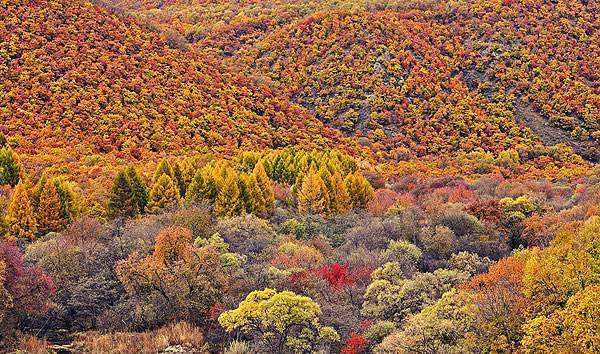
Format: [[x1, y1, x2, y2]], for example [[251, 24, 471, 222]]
[[106, 0, 600, 160], [0, 0, 598, 353], [1, 0, 349, 156]]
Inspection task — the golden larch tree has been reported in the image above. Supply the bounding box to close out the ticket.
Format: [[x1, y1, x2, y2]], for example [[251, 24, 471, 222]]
[[297, 168, 330, 215], [345, 171, 374, 209], [214, 172, 243, 217], [252, 161, 275, 214], [147, 174, 180, 214], [37, 181, 66, 234], [6, 181, 37, 240]]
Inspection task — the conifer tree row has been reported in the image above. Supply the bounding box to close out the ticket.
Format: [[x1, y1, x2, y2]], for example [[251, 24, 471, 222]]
[[143, 149, 365, 218], [3, 173, 81, 240], [2, 148, 372, 241]]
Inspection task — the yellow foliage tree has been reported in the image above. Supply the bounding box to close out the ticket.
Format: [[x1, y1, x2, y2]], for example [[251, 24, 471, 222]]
[[297, 167, 330, 215], [523, 216, 600, 316], [521, 285, 600, 353], [345, 171, 374, 209], [329, 170, 350, 214], [37, 181, 66, 234], [252, 161, 275, 215], [239, 174, 258, 214], [219, 288, 339, 352], [147, 174, 180, 214], [214, 172, 243, 217], [6, 182, 37, 240], [520, 216, 600, 352]]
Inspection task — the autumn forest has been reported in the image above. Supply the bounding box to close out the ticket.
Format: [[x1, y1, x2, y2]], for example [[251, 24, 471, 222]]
[[0, 0, 598, 353]]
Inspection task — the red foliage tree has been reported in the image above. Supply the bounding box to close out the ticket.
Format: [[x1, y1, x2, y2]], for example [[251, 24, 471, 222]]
[[367, 189, 399, 216], [315, 263, 354, 291], [0, 241, 55, 338], [341, 333, 368, 354]]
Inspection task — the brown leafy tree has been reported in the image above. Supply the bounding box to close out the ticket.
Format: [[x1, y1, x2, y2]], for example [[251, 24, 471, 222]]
[[116, 227, 232, 327]]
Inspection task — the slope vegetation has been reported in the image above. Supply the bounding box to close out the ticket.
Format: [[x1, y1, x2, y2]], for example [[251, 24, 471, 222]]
[[237, 9, 537, 158], [0, 0, 347, 158], [106, 0, 599, 160], [447, 0, 599, 160]]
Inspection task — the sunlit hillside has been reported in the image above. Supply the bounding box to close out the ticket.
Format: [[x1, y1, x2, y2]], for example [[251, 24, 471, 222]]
[[0, 0, 598, 353]]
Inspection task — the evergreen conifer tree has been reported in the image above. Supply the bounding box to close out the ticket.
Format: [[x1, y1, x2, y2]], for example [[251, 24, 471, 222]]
[[108, 170, 137, 217], [153, 159, 174, 182], [173, 162, 187, 197], [53, 177, 81, 223], [0, 148, 21, 187], [185, 169, 207, 206], [0, 133, 7, 148], [126, 166, 149, 213], [185, 166, 221, 206], [238, 174, 254, 214]]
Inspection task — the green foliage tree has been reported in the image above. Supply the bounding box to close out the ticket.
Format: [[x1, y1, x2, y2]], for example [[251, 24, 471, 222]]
[[153, 159, 175, 183], [0, 148, 21, 187], [107, 166, 148, 217], [219, 288, 339, 352], [173, 161, 187, 197], [185, 168, 219, 206], [53, 177, 82, 224], [126, 165, 149, 213], [239, 174, 257, 214], [108, 170, 138, 218]]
